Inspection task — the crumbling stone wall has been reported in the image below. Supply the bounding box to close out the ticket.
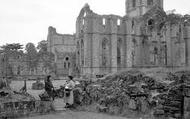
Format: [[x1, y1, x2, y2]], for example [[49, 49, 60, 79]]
[[47, 26, 77, 77], [75, 2, 190, 76], [46, 0, 190, 77], [76, 4, 130, 76]]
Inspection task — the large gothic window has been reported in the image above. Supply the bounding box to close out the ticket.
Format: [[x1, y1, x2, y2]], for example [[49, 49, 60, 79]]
[[147, 0, 153, 6], [151, 47, 158, 65], [132, 0, 136, 8], [117, 47, 121, 66], [64, 57, 71, 69], [81, 39, 84, 66], [132, 39, 136, 66], [17, 66, 21, 75], [102, 38, 109, 67], [117, 38, 123, 68], [161, 45, 167, 65]]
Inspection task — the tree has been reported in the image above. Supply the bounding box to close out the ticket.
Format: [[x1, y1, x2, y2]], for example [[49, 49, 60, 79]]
[[1, 43, 23, 51], [0, 43, 23, 78], [37, 40, 56, 75], [37, 40, 48, 53], [25, 43, 38, 71]]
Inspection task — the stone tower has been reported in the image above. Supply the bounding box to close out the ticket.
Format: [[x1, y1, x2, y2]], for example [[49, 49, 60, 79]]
[[125, 0, 163, 17]]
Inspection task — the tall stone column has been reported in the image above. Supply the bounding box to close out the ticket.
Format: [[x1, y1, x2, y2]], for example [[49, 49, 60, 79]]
[[185, 26, 190, 66], [92, 34, 100, 75], [166, 24, 173, 66], [111, 34, 118, 73]]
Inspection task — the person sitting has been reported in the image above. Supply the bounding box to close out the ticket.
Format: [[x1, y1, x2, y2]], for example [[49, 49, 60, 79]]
[[0, 77, 7, 89], [64, 75, 75, 108], [44, 75, 54, 100]]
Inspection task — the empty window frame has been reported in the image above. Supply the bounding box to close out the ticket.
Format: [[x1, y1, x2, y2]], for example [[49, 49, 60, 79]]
[[132, 0, 136, 8]]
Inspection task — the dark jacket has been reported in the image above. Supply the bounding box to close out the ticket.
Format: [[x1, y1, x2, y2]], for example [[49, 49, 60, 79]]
[[45, 81, 54, 93]]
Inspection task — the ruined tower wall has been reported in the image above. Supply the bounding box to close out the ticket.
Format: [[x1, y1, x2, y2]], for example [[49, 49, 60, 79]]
[[184, 25, 190, 67], [47, 26, 76, 77], [76, 4, 129, 75], [126, 0, 163, 17]]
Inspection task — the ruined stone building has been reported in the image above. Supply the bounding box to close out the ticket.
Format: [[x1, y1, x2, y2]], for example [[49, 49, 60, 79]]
[[47, 26, 77, 77], [76, 0, 190, 76], [0, 50, 55, 80], [48, 0, 190, 77]]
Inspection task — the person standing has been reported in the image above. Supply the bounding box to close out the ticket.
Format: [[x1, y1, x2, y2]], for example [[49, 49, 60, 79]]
[[44, 75, 54, 100], [64, 75, 75, 108], [0, 77, 7, 89], [20, 80, 27, 92]]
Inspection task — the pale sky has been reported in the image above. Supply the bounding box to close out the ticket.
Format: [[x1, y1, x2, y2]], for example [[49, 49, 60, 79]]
[[0, 0, 190, 46]]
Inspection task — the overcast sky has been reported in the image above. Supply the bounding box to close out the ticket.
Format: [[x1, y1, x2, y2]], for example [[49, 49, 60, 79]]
[[0, 0, 190, 46]]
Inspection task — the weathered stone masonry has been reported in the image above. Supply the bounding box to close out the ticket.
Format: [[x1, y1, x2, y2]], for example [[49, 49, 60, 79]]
[[48, 0, 190, 77]]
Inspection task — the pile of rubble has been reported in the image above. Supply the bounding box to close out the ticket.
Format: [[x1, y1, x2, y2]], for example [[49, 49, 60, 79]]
[[32, 80, 44, 90], [153, 71, 190, 118], [0, 87, 36, 118], [75, 70, 190, 118]]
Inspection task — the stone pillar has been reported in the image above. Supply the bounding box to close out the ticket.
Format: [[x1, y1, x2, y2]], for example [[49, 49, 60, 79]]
[[125, 19, 133, 68], [185, 26, 190, 66], [92, 34, 100, 75], [83, 33, 92, 75], [166, 24, 173, 66], [110, 18, 118, 73], [111, 34, 117, 73]]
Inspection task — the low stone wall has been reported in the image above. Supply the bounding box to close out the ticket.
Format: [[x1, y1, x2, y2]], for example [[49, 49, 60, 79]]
[[0, 100, 54, 118], [185, 97, 190, 118]]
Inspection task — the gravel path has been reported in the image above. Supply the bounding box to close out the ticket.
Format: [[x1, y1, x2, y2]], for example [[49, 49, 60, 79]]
[[19, 111, 131, 119]]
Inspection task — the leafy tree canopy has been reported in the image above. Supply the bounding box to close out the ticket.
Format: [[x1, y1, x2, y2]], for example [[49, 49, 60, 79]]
[[25, 43, 38, 69], [1, 43, 23, 51], [37, 40, 48, 53]]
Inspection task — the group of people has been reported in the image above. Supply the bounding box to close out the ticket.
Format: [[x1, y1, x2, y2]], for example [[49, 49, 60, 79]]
[[44, 75, 76, 108]]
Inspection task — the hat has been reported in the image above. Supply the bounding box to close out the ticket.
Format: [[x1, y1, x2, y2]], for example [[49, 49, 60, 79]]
[[68, 75, 73, 80]]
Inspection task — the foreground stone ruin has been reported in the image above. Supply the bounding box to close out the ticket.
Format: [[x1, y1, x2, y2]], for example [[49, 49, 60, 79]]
[[0, 80, 51, 118], [73, 70, 190, 119], [1, 69, 190, 119]]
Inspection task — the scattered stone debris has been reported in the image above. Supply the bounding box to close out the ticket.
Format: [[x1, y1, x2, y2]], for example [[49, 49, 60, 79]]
[[32, 80, 44, 90], [74, 70, 190, 119]]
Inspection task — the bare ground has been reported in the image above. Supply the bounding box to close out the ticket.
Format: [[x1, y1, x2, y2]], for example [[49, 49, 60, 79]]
[[19, 110, 133, 119]]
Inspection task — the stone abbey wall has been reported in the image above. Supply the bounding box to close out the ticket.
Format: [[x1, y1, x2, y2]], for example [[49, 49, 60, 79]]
[[48, 0, 190, 77]]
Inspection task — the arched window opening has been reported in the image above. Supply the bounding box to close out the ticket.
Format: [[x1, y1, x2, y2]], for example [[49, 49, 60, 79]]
[[102, 38, 109, 67], [154, 47, 158, 54], [81, 39, 84, 66], [17, 66, 20, 75], [148, 19, 154, 26], [77, 41, 80, 49], [81, 39, 84, 48], [64, 62, 67, 68], [151, 47, 158, 65], [82, 19, 85, 25], [132, 20, 135, 29], [132, 0, 136, 8], [117, 47, 121, 65], [64, 56, 71, 69], [117, 38, 123, 67], [66, 57, 69, 61], [147, 0, 153, 6], [83, 12, 86, 17], [132, 38, 136, 47], [82, 60, 84, 66], [117, 19, 121, 26], [103, 18, 106, 25]]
